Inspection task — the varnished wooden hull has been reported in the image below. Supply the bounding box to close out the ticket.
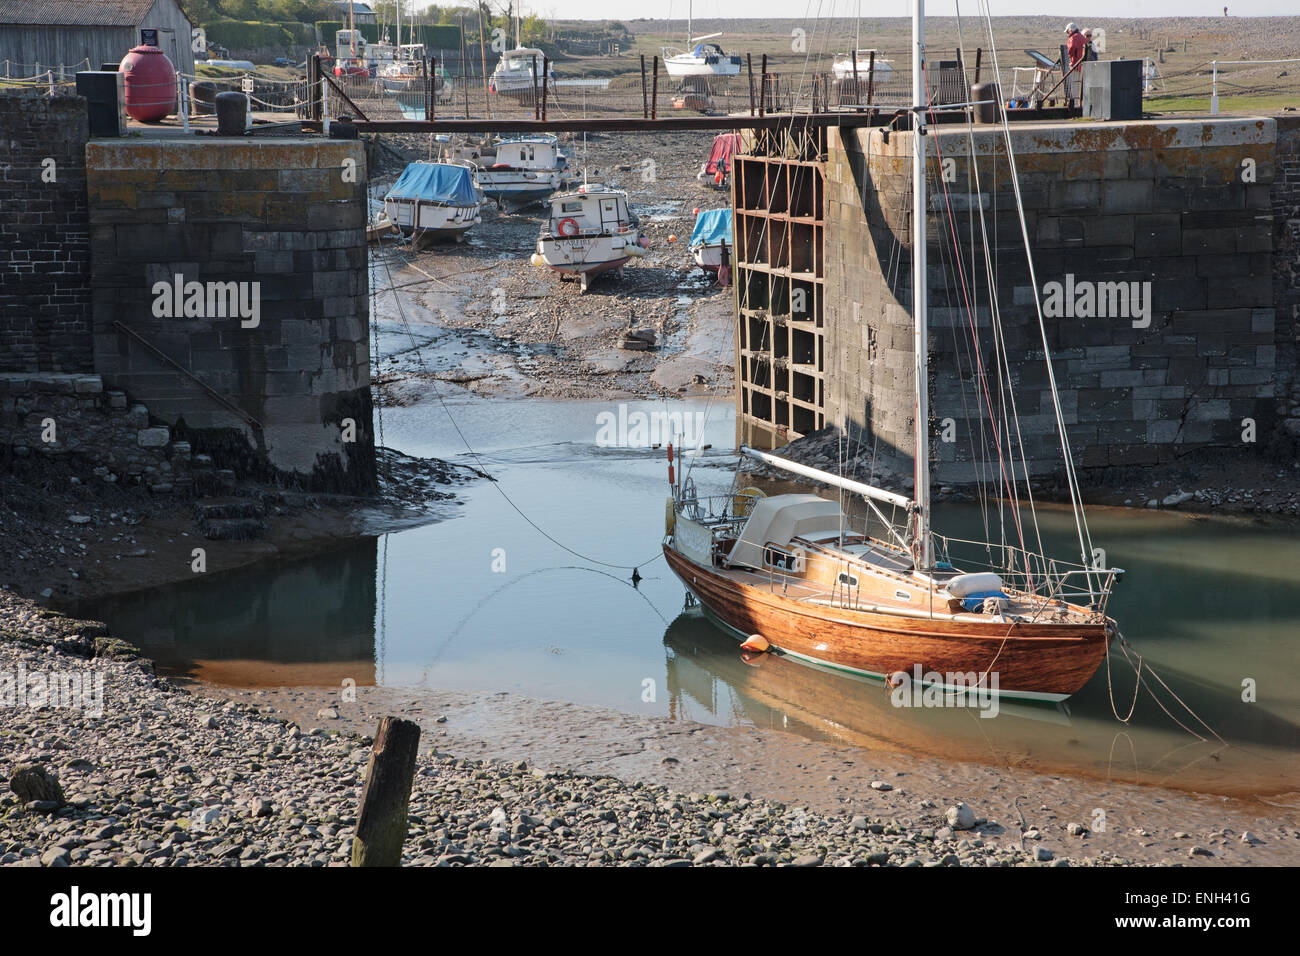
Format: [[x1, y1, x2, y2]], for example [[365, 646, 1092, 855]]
[[664, 544, 1110, 701]]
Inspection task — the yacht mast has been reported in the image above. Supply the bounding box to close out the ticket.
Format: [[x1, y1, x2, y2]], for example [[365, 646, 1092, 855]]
[[911, 0, 932, 570], [688, 0, 692, 44]]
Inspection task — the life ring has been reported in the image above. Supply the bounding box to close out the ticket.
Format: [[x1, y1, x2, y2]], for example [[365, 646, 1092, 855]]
[[557, 217, 580, 237]]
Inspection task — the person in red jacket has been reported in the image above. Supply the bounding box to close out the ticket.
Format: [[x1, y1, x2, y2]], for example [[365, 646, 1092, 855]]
[[1065, 23, 1087, 69]]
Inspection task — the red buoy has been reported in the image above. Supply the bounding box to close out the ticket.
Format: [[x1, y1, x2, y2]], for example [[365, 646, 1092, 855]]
[[119, 45, 176, 123]]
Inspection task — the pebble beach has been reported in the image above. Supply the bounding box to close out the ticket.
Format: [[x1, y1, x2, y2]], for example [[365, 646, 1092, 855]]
[[5, 590, 1297, 867]]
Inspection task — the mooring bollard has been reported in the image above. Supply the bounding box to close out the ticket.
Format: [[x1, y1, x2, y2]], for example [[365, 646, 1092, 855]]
[[350, 715, 421, 867]]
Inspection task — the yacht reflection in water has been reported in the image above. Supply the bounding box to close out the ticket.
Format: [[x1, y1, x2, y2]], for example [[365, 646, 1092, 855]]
[[661, 607, 1071, 765], [659, 607, 1299, 797]]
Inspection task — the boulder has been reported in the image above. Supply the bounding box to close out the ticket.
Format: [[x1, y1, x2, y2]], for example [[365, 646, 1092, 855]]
[[945, 802, 976, 830], [9, 764, 65, 807]]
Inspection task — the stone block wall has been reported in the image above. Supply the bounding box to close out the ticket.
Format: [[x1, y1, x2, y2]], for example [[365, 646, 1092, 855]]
[[1272, 116, 1300, 439], [823, 117, 1283, 484], [0, 92, 93, 374], [0, 372, 196, 493], [85, 139, 375, 494]]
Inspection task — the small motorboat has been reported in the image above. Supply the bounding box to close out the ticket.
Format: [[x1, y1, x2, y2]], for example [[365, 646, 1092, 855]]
[[531, 185, 647, 292], [689, 208, 733, 283], [475, 134, 567, 212], [383, 162, 482, 245], [490, 46, 554, 97]]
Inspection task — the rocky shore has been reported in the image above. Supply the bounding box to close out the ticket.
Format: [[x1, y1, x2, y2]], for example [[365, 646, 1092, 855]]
[[5, 591, 1297, 867], [0, 445, 481, 607]]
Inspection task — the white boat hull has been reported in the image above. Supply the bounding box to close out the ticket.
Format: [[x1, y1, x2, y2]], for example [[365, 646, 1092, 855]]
[[664, 56, 742, 78], [692, 243, 728, 271], [535, 234, 643, 290], [476, 169, 563, 210], [384, 197, 481, 241]]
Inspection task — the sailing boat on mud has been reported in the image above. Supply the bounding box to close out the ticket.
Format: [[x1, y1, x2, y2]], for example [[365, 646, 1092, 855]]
[[662, 2, 1124, 703]]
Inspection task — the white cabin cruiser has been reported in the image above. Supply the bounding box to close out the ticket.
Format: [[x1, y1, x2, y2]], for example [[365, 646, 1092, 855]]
[[383, 162, 483, 245], [491, 46, 554, 95], [475, 134, 568, 211], [532, 185, 647, 291]]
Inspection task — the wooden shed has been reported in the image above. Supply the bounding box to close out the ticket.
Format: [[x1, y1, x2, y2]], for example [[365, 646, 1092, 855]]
[[0, 0, 196, 80]]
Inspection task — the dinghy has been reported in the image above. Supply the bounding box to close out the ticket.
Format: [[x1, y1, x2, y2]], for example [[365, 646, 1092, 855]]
[[689, 208, 733, 280], [697, 131, 742, 189]]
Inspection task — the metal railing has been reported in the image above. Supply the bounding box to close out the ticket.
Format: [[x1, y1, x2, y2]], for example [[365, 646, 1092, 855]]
[[932, 533, 1122, 616]]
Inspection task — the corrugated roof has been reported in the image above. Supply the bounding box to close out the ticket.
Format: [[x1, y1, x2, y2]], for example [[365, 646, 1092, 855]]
[[0, 0, 159, 27]]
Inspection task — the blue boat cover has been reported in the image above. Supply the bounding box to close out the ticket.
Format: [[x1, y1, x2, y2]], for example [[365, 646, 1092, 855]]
[[690, 208, 733, 248], [386, 163, 478, 205]]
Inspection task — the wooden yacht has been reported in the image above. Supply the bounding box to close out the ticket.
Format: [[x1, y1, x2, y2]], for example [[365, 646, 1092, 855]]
[[663, 458, 1120, 702], [661, 0, 1123, 703]]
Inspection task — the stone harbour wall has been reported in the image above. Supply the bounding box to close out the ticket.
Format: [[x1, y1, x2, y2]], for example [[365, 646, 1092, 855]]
[[823, 116, 1286, 483], [0, 92, 93, 374], [1271, 116, 1300, 440], [85, 138, 376, 495]]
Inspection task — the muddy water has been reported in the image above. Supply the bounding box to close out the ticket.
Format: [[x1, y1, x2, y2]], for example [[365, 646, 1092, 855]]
[[87, 396, 1300, 799]]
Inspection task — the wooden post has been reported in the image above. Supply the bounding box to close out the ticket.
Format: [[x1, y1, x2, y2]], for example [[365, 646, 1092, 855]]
[[350, 716, 421, 867], [460, 15, 470, 119], [309, 54, 321, 122], [759, 53, 767, 116], [477, 3, 491, 118], [541, 56, 549, 121], [651, 55, 658, 120], [640, 54, 648, 118], [532, 54, 539, 118], [423, 56, 431, 120], [865, 51, 876, 109], [851, 48, 860, 109], [973, 47, 982, 85], [430, 56, 437, 121], [746, 53, 755, 116]]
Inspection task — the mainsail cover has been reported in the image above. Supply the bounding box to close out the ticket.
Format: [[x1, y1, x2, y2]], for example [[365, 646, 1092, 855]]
[[386, 163, 479, 206], [689, 208, 733, 249], [703, 132, 742, 176]]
